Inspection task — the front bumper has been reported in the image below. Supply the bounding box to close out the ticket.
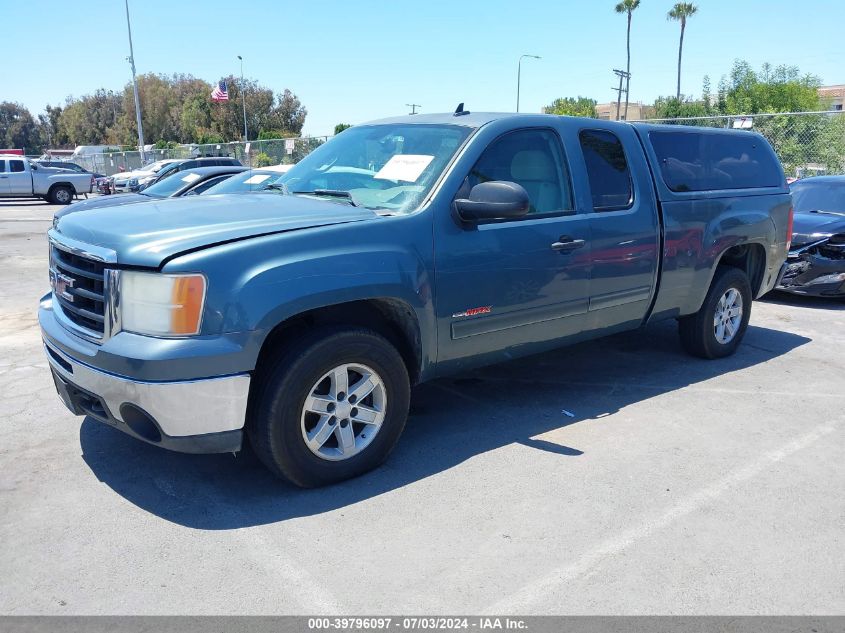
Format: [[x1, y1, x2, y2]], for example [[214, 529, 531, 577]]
[[776, 253, 845, 298], [41, 297, 252, 454]]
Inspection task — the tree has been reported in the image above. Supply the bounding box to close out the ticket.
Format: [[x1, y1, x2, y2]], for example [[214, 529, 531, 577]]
[[668, 3, 699, 100], [614, 0, 640, 120], [543, 97, 598, 118], [0, 102, 43, 153], [652, 96, 710, 120], [334, 123, 352, 135]]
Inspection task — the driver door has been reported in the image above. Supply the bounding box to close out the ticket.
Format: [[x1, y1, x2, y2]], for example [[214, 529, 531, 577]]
[[433, 127, 591, 371]]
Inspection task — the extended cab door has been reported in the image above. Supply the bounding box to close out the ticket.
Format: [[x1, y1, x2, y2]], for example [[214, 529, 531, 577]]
[[7, 159, 32, 195], [0, 160, 9, 194], [575, 124, 660, 331], [433, 125, 591, 372]]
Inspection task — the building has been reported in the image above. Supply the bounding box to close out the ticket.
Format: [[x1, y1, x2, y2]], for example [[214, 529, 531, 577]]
[[818, 85, 844, 111], [595, 101, 654, 121]]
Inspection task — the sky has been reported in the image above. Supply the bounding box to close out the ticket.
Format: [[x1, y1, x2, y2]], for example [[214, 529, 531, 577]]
[[2, 0, 843, 137]]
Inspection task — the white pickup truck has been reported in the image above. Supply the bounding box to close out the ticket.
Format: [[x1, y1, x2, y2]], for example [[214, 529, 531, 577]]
[[0, 155, 94, 204]]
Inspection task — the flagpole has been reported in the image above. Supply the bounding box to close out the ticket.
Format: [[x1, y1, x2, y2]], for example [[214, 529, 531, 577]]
[[237, 56, 248, 142]]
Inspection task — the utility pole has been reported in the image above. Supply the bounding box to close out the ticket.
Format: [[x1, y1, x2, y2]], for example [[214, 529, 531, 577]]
[[612, 69, 631, 121], [406, 103, 421, 115], [237, 55, 248, 141], [124, 0, 145, 162], [516, 54, 541, 112]]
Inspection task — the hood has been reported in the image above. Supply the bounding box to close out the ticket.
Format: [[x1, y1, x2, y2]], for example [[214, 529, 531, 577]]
[[52, 193, 379, 268], [55, 193, 150, 217], [791, 210, 845, 248]]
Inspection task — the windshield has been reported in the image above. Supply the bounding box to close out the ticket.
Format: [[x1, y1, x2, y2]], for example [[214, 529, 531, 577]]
[[273, 124, 473, 212], [203, 170, 278, 195], [143, 171, 203, 198], [790, 180, 845, 213]]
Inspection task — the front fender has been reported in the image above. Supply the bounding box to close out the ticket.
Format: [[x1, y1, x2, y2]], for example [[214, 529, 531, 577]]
[[163, 212, 436, 375]]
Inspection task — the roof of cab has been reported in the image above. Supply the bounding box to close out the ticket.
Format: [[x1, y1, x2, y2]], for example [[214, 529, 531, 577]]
[[361, 112, 608, 128]]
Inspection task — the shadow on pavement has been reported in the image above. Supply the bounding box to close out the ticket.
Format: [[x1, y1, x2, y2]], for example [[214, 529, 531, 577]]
[[761, 290, 845, 311], [80, 318, 810, 529]]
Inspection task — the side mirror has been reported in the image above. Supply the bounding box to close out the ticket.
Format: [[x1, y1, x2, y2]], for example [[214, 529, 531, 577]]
[[454, 181, 530, 222], [30, 163, 38, 170]]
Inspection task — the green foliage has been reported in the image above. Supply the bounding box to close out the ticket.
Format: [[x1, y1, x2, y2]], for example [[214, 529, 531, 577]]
[[667, 2, 698, 23], [257, 129, 293, 140], [29, 73, 308, 148], [543, 97, 597, 118], [0, 101, 43, 152], [153, 139, 178, 149], [334, 123, 352, 135], [252, 151, 274, 167], [614, 0, 640, 14], [718, 61, 822, 114], [653, 96, 712, 119]]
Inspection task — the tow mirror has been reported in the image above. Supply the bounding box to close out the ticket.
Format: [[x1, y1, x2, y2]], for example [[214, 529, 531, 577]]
[[454, 181, 530, 223], [30, 163, 38, 170]]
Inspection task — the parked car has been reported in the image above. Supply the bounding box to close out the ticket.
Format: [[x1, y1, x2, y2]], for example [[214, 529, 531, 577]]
[[111, 159, 181, 193], [55, 166, 248, 218], [138, 157, 243, 190], [198, 168, 291, 195], [0, 155, 93, 204], [776, 176, 845, 298], [35, 161, 106, 180], [41, 113, 791, 487]]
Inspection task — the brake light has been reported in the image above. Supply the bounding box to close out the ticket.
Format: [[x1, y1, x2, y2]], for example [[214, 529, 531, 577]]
[[786, 206, 794, 250]]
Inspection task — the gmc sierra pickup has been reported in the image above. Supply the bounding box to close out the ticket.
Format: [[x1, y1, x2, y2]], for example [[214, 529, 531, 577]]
[[40, 112, 792, 487], [1, 155, 93, 204]]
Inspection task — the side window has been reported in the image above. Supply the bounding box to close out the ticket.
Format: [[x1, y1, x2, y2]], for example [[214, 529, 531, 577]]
[[460, 129, 574, 216], [0, 161, 5, 173], [190, 175, 228, 194], [579, 129, 633, 211], [10, 160, 25, 173]]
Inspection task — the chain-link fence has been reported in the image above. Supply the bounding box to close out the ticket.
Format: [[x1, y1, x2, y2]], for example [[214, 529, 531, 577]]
[[637, 111, 845, 178], [50, 136, 332, 176]]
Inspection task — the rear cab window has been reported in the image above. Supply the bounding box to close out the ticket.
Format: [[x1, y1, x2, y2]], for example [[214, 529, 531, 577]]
[[649, 130, 783, 192], [579, 129, 634, 211]]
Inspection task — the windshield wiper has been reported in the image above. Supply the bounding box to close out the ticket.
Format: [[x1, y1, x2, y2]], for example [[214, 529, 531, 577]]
[[292, 189, 358, 206]]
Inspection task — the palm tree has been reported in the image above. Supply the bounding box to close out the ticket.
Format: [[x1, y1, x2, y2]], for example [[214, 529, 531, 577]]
[[668, 3, 699, 100], [614, 0, 640, 121]]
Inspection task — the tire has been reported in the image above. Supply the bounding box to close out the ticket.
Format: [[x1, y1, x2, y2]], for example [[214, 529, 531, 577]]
[[49, 186, 73, 205], [248, 327, 411, 487], [679, 266, 752, 359]]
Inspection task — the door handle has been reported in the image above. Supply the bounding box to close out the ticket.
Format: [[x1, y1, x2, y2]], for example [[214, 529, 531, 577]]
[[551, 236, 585, 252], [0, 176, 8, 179]]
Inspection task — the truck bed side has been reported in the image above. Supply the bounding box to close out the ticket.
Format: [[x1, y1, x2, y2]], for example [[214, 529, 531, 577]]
[[632, 124, 792, 320]]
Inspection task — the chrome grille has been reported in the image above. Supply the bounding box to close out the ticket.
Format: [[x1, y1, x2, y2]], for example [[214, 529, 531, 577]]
[[50, 245, 106, 335]]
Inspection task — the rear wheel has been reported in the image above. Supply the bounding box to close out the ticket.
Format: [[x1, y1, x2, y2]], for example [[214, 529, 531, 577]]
[[248, 327, 410, 487], [49, 186, 73, 205], [679, 266, 752, 359]]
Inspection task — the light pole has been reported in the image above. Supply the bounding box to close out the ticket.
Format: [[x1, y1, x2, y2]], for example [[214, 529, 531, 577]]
[[516, 54, 541, 113], [237, 55, 248, 141], [124, 0, 145, 162]]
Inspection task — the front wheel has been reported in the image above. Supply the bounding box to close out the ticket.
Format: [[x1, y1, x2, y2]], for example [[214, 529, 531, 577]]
[[248, 327, 411, 487], [679, 266, 752, 359]]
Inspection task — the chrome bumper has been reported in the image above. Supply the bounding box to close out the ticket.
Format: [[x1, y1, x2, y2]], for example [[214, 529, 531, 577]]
[[44, 340, 250, 454]]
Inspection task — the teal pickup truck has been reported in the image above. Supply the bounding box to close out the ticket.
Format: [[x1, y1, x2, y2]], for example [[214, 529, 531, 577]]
[[40, 112, 792, 487]]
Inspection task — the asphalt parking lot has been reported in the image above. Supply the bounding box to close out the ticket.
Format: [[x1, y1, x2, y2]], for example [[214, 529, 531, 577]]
[[0, 197, 843, 615]]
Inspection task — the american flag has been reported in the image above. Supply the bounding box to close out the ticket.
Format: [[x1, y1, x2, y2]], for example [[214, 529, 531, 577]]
[[211, 80, 229, 102]]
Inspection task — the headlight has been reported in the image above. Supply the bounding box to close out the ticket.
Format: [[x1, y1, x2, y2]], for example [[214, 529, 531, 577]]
[[120, 272, 207, 336]]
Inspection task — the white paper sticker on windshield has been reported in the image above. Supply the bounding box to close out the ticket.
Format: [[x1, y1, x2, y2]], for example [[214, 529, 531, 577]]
[[181, 173, 202, 183], [244, 174, 272, 184], [374, 154, 434, 182]]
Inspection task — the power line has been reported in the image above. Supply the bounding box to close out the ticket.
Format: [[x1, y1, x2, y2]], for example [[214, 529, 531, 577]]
[[612, 69, 631, 121]]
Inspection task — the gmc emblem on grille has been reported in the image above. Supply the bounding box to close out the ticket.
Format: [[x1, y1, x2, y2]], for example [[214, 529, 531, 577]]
[[49, 268, 75, 303]]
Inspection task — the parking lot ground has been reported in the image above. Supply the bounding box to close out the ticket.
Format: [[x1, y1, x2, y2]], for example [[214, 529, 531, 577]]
[[0, 198, 843, 615]]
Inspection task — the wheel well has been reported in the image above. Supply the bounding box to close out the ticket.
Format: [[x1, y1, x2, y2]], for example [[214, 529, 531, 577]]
[[716, 243, 766, 296], [255, 299, 423, 384], [48, 182, 75, 195]]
